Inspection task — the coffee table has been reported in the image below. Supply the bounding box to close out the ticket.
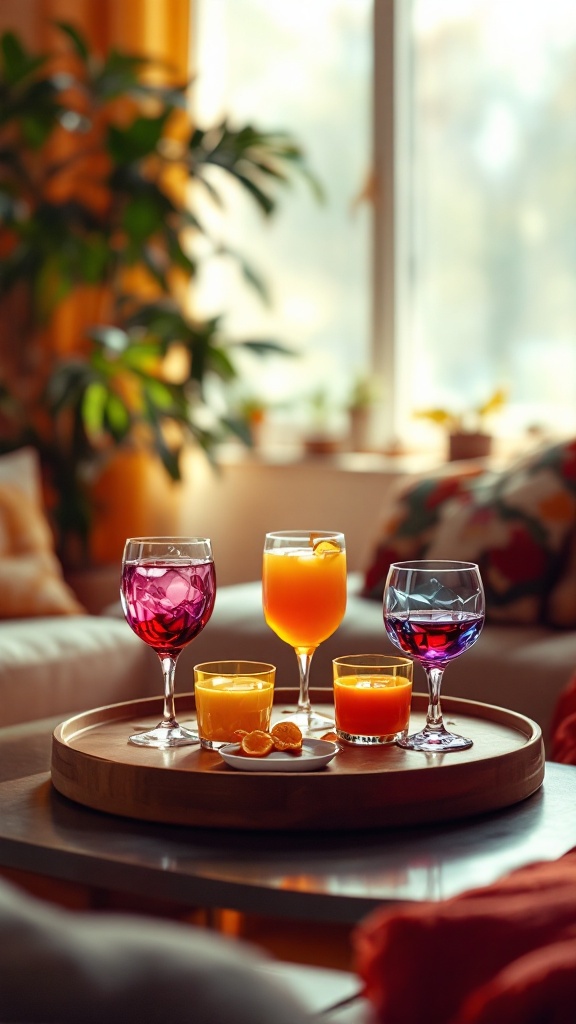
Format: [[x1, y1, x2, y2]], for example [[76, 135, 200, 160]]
[[1, 716, 576, 924]]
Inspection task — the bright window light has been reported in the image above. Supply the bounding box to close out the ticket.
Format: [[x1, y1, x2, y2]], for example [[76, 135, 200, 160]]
[[191, 1, 576, 448], [191, 0, 373, 435], [400, 0, 576, 441]]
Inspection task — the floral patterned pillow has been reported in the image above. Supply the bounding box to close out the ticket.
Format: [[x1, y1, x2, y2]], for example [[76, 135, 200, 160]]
[[427, 438, 576, 626], [547, 527, 576, 628], [361, 463, 485, 601]]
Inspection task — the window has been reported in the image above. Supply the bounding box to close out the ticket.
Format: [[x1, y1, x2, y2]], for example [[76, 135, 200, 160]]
[[399, 0, 576, 444], [191, 0, 372, 442], [192, 1, 576, 448]]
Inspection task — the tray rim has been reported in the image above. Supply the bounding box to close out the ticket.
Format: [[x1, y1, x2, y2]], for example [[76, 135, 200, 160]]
[[52, 689, 541, 784], [50, 688, 544, 831]]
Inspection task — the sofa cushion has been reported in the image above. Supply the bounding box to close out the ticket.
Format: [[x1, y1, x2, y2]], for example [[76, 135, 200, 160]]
[[547, 521, 576, 628], [549, 671, 576, 764], [353, 850, 576, 1024], [0, 482, 85, 617], [362, 438, 576, 627], [428, 437, 576, 626], [361, 462, 485, 601], [0, 445, 42, 501], [0, 615, 159, 727], [0, 876, 314, 1024], [0, 448, 85, 617]]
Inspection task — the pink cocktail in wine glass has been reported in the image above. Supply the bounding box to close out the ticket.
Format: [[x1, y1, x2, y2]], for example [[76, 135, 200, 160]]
[[121, 536, 216, 748], [383, 559, 485, 752]]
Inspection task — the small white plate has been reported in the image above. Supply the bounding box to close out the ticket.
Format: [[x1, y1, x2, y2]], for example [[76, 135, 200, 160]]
[[218, 738, 338, 772]]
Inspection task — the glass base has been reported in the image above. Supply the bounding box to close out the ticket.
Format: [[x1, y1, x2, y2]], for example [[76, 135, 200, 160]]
[[397, 727, 473, 752], [129, 722, 199, 748], [337, 727, 408, 746], [200, 737, 229, 750], [278, 707, 335, 736]]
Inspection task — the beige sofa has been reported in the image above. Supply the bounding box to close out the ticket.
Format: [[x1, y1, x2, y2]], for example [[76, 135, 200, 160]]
[[0, 448, 159, 728], [0, 612, 159, 728]]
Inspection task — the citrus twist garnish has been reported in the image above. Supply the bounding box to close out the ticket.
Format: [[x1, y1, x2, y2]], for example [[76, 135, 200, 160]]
[[311, 536, 341, 556], [240, 731, 275, 757], [270, 721, 303, 751]]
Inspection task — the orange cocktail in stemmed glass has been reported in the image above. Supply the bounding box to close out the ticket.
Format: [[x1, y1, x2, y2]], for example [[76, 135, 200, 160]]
[[263, 530, 347, 733]]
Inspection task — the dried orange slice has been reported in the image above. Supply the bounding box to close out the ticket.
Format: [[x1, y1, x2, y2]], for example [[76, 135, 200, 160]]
[[233, 729, 249, 740], [271, 721, 303, 751], [320, 731, 339, 742], [240, 730, 275, 758], [312, 537, 341, 556]]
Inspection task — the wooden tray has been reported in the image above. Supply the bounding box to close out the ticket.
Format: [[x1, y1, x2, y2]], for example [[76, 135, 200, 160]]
[[51, 688, 544, 831]]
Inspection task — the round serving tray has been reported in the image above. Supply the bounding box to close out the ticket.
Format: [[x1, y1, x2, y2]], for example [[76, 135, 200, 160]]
[[51, 688, 544, 831]]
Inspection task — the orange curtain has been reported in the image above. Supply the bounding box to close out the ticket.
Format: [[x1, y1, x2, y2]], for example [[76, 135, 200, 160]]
[[0, 0, 191, 77], [0, 0, 193, 566], [0, 0, 192, 356]]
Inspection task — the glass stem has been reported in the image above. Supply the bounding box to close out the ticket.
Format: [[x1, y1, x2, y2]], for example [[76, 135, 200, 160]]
[[159, 654, 178, 727], [424, 666, 446, 733], [295, 650, 314, 715]]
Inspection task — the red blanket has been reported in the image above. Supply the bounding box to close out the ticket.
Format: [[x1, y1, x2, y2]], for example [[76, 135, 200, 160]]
[[550, 674, 576, 764], [353, 851, 576, 1024]]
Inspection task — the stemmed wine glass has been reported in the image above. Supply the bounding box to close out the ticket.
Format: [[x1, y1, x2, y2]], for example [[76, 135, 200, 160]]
[[383, 559, 485, 752], [262, 530, 347, 733], [121, 536, 216, 748]]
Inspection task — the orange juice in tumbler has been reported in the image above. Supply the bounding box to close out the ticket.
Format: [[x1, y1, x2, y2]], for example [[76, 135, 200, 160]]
[[194, 660, 276, 749], [263, 542, 347, 650], [333, 655, 413, 744]]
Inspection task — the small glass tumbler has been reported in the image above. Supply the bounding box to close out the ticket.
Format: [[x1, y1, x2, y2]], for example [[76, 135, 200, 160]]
[[333, 654, 413, 746], [194, 660, 276, 750]]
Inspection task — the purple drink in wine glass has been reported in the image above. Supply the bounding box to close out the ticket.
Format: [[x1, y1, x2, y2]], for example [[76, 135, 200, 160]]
[[121, 537, 215, 749], [122, 560, 216, 655], [383, 559, 485, 752], [385, 610, 484, 666]]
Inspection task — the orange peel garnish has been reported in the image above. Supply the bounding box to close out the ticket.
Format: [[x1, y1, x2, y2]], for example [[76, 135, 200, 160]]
[[240, 730, 275, 758], [270, 721, 303, 751], [311, 537, 341, 556]]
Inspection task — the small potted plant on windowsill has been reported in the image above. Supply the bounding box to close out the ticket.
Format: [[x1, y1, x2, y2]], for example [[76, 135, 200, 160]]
[[302, 388, 343, 456], [415, 388, 507, 462], [346, 374, 381, 452]]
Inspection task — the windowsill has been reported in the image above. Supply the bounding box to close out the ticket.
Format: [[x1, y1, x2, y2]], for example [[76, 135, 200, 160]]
[[213, 430, 550, 475], [213, 441, 443, 475]]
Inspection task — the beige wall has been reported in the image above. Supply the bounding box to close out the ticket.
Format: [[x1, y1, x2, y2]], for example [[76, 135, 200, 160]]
[[177, 448, 435, 586], [66, 448, 435, 611]]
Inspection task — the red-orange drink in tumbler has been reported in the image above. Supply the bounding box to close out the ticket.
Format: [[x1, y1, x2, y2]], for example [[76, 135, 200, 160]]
[[333, 655, 413, 745], [263, 539, 347, 651]]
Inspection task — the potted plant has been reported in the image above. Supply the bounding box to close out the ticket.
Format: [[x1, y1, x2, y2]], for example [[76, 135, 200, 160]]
[[346, 374, 381, 452], [0, 21, 320, 564], [302, 388, 342, 456], [415, 388, 507, 461]]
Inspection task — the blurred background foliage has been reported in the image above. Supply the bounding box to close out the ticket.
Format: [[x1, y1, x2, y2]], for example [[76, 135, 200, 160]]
[[0, 21, 320, 560]]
